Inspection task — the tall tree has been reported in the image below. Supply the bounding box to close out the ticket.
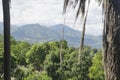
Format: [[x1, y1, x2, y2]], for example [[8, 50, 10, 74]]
[[59, 16, 66, 67], [103, 0, 120, 80], [63, 0, 120, 80], [2, 0, 11, 80], [78, 0, 90, 64], [63, 0, 90, 64]]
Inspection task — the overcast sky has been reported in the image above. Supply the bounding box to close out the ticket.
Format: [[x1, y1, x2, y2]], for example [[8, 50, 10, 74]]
[[0, 0, 103, 36]]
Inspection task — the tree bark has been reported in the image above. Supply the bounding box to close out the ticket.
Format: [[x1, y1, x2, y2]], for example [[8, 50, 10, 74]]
[[2, 0, 11, 80], [103, 0, 120, 80]]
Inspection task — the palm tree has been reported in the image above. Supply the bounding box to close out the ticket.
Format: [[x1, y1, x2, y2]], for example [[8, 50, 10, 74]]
[[77, 0, 90, 64], [59, 26, 64, 67], [2, 0, 11, 80], [63, 0, 120, 80], [59, 16, 66, 67], [63, 0, 90, 64]]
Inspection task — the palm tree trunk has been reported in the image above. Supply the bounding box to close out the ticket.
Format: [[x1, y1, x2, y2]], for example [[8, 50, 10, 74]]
[[103, 0, 120, 80], [60, 42, 63, 67], [2, 0, 11, 80], [59, 20, 65, 67], [78, 1, 90, 64]]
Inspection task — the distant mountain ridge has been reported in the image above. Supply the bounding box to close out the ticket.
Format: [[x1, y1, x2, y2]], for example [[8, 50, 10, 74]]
[[0, 22, 102, 48]]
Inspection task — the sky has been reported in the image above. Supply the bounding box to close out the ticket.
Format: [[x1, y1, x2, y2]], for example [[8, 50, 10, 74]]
[[0, 0, 103, 36]]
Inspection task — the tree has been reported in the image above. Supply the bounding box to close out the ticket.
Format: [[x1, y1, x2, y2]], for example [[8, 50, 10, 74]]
[[0, 42, 4, 79], [44, 49, 61, 80], [103, 0, 120, 79], [11, 42, 31, 66], [12, 66, 34, 80], [89, 51, 105, 80], [78, 0, 90, 64], [69, 47, 93, 80], [24, 71, 52, 80], [26, 43, 49, 71], [63, 0, 120, 80], [2, 0, 11, 80]]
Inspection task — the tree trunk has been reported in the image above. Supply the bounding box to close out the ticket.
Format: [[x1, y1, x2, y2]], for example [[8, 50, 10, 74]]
[[2, 0, 11, 80], [59, 26, 65, 67], [78, 1, 90, 64], [103, 0, 120, 80]]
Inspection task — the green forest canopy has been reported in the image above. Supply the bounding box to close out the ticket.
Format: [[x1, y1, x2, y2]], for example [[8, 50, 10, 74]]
[[0, 35, 104, 80]]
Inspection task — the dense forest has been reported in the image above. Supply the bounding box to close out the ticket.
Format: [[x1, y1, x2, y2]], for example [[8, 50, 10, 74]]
[[0, 34, 104, 80], [1, 0, 120, 80]]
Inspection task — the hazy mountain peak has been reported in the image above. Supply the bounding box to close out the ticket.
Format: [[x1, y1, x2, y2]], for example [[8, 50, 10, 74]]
[[0, 22, 102, 48]]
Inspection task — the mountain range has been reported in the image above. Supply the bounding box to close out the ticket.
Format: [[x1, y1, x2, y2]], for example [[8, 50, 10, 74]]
[[0, 22, 102, 48]]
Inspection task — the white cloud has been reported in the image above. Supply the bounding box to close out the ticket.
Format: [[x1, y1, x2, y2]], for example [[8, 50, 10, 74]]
[[0, 0, 103, 36], [0, 1, 3, 21]]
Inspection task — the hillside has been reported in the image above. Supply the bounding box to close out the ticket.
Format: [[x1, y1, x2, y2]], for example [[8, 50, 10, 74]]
[[0, 22, 102, 48]]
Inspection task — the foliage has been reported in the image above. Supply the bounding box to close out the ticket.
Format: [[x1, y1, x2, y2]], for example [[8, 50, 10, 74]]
[[89, 51, 105, 80], [60, 47, 94, 80], [12, 66, 33, 80], [24, 71, 52, 80], [44, 49, 61, 80], [0, 42, 3, 79], [44, 44, 96, 80], [11, 41, 31, 67], [26, 43, 49, 71], [0, 37, 105, 79], [0, 34, 3, 42]]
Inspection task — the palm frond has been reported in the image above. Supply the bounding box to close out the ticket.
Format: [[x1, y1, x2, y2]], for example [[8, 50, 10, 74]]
[[63, 0, 88, 20], [75, 0, 87, 20], [63, 0, 69, 14], [80, 0, 90, 49], [73, 0, 79, 8]]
